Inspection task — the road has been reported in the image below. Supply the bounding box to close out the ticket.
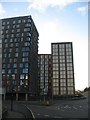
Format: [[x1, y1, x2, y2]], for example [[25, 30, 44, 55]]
[[3, 92, 89, 119], [27, 98, 88, 119]]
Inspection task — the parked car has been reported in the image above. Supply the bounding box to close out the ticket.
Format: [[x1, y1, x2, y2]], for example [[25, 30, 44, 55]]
[[72, 95, 87, 100]]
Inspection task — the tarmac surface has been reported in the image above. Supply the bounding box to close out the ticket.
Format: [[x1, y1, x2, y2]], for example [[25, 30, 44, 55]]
[[2, 91, 89, 119], [6, 111, 25, 118]]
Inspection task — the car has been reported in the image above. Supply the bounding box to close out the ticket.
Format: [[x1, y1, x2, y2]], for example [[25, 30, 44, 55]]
[[72, 96, 87, 100]]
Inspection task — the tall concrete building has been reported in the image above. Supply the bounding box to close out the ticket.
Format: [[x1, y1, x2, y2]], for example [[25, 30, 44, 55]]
[[2, 15, 39, 100], [51, 42, 75, 96], [38, 42, 75, 98]]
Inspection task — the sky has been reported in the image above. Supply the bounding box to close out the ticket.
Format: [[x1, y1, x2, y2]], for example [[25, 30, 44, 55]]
[[0, 0, 88, 90]]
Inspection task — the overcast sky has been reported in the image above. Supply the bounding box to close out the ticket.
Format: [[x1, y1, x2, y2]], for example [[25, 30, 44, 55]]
[[0, 0, 88, 90]]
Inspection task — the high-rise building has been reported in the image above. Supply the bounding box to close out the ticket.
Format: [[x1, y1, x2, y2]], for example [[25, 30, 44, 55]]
[[51, 42, 75, 96], [2, 15, 39, 100], [38, 54, 52, 98], [1, 15, 75, 100]]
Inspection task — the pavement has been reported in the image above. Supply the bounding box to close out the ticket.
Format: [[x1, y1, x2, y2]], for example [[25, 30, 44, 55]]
[[2, 100, 35, 119], [2, 101, 26, 119], [6, 110, 25, 118]]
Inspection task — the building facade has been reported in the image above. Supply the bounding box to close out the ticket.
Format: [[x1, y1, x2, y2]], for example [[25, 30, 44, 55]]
[[38, 54, 52, 98], [2, 15, 39, 100], [51, 42, 75, 96]]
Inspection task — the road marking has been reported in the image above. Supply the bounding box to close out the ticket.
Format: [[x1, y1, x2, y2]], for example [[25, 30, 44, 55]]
[[44, 115, 49, 117], [61, 109, 64, 111], [37, 114, 40, 115], [79, 106, 82, 108], [54, 116, 63, 118], [73, 107, 77, 109], [24, 105, 35, 119]]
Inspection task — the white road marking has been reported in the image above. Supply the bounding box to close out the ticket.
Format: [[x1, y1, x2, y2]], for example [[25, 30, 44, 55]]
[[54, 116, 63, 118], [79, 106, 82, 108], [73, 107, 77, 109], [44, 115, 49, 117], [37, 114, 40, 115]]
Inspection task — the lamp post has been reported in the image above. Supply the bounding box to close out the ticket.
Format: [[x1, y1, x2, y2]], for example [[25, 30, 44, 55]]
[[43, 88, 45, 102], [11, 85, 13, 111]]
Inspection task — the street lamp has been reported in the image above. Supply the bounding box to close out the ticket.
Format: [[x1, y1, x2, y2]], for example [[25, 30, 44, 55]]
[[11, 85, 13, 111]]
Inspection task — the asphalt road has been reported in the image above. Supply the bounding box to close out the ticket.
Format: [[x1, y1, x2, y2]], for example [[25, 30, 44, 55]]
[[27, 98, 88, 119], [2, 92, 89, 119]]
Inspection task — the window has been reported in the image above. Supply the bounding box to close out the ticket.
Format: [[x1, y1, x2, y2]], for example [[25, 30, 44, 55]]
[[18, 20, 21, 23], [14, 38, 18, 42], [20, 74, 24, 79], [22, 58, 28, 62], [53, 52, 58, 55], [13, 21, 15, 24], [14, 69, 17, 74], [23, 52, 29, 57], [53, 74, 59, 78], [0, 48, 2, 53], [2, 22, 5, 25], [8, 69, 11, 74], [10, 39, 13, 42], [14, 58, 17, 62], [13, 64, 17, 68], [7, 25, 10, 29], [25, 75, 28, 79], [9, 58, 12, 63], [8, 53, 11, 57], [27, 19, 31, 22], [25, 81, 28, 85], [23, 68, 28, 73], [17, 29, 20, 32], [26, 37, 30, 41], [9, 48, 12, 52], [16, 33, 20, 37], [12, 29, 14, 33], [15, 48, 19, 52], [60, 82, 66, 86], [67, 74, 73, 78], [15, 53, 18, 57], [7, 64, 10, 68], [3, 58, 5, 63], [2, 64, 5, 68], [4, 54, 7, 58], [20, 63, 23, 68], [2, 69, 5, 74], [10, 43, 13, 47], [67, 66, 72, 70], [6, 30, 8, 33], [4, 39, 8, 43], [11, 34, 14, 38], [67, 82, 73, 86], [7, 75, 9, 79], [26, 33, 31, 37], [23, 19, 26, 23], [53, 64, 58, 68], [12, 74, 15, 79], [52, 44, 58, 49], [5, 44, 8, 47], [25, 23, 31, 27], [15, 43, 19, 47], [53, 59, 58, 63], [24, 42, 30, 46], [25, 63, 28, 67], [13, 80, 16, 86], [24, 28, 30, 32], [13, 25, 15, 28]]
